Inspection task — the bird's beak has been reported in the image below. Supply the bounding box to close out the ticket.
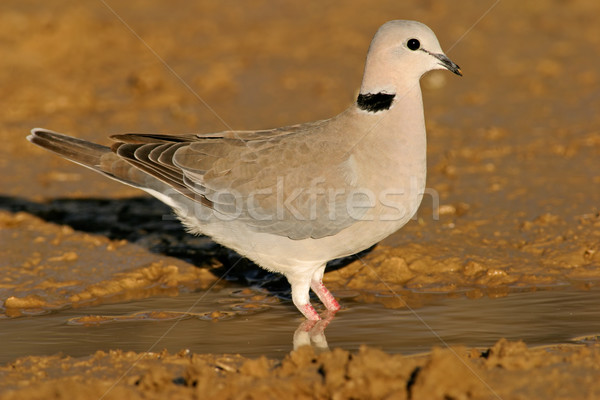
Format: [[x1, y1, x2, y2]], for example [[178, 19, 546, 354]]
[[432, 52, 462, 76]]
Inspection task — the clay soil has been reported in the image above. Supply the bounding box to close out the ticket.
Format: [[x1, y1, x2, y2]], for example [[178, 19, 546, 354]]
[[1, 0, 600, 399]]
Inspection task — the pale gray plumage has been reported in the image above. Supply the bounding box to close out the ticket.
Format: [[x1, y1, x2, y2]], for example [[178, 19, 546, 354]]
[[28, 20, 461, 320]]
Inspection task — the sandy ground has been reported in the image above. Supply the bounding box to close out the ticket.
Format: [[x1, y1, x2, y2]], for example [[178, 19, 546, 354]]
[[1, 0, 600, 398]]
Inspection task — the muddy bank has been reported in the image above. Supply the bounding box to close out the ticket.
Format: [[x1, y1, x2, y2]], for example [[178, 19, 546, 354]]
[[325, 211, 600, 309], [1, 340, 599, 399], [0, 210, 222, 317]]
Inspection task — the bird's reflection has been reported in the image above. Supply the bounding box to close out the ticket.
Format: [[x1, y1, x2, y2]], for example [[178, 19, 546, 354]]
[[293, 310, 337, 353]]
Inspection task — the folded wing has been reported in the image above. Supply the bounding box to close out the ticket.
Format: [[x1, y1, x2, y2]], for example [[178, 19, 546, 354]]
[[111, 121, 364, 239]]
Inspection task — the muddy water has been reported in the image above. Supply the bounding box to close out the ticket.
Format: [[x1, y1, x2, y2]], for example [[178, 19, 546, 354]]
[[2, 287, 599, 364]]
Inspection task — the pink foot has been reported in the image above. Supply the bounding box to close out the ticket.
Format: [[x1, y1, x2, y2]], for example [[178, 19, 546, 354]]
[[300, 303, 321, 321]]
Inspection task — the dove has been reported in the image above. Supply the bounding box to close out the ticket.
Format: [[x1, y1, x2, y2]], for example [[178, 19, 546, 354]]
[[28, 20, 461, 320]]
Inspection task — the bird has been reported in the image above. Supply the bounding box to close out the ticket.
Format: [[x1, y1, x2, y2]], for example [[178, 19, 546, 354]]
[[28, 20, 461, 320]]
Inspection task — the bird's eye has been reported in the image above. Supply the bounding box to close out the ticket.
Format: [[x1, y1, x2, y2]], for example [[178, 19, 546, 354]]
[[407, 38, 420, 51]]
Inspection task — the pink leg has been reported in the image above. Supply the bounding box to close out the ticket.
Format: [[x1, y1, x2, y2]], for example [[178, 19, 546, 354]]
[[290, 276, 321, 320], [310, 280, 340, 312]]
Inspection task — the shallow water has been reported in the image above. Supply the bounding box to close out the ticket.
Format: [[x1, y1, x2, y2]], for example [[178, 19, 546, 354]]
[[2, 287, 599, 364]]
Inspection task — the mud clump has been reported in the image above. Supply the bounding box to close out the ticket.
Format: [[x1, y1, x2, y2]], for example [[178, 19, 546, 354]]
[[1, 341, 600, 399]]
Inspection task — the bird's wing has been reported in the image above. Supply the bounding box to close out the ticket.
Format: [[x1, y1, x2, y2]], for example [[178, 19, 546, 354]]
[[111, 120, 365, 240]]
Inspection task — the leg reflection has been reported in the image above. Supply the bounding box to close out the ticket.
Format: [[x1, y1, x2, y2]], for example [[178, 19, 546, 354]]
[[293, 310, 337, 353]]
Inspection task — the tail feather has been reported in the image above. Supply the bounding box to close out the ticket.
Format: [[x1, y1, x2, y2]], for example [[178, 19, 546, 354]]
[[28, 128, 111, 171], [27, 128, 192, 209], [27, 128, 146, 188]]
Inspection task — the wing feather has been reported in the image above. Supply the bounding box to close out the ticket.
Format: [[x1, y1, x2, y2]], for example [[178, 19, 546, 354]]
[[109, 119, 362, 239]]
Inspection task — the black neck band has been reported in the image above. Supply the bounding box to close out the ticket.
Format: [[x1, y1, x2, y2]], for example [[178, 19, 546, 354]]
[[357, 92, 395, 112]]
